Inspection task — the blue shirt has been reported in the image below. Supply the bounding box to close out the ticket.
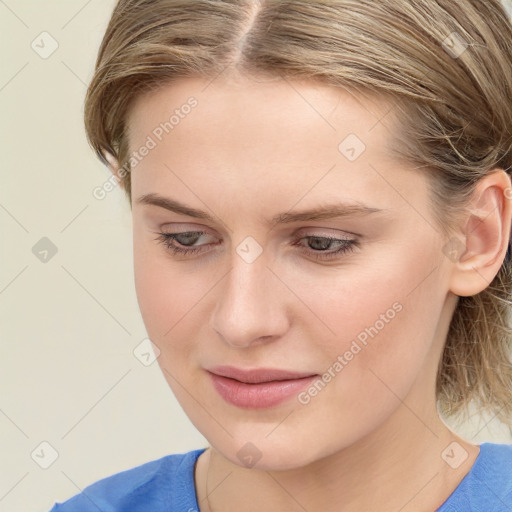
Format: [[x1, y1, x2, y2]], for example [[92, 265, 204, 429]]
[[49, 443, 512, 511]]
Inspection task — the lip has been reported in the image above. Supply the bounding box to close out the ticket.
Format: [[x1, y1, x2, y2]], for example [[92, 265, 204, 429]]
[[207, 366, 318, 409]]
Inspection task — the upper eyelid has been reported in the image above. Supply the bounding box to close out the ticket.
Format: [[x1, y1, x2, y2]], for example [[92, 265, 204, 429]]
[[159, 224, 356, 238], [160, 228, 355, 238]]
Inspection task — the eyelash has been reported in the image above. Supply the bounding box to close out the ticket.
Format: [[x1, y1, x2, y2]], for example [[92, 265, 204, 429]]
[[154, 231, 358, 261]]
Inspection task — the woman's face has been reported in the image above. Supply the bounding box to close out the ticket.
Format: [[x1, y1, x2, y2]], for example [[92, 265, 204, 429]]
[[127, 74, 456, 469]]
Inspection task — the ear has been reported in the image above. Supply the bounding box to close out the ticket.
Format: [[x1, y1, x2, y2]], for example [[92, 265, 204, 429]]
[[101, 150, 126, 187], [448, 169, 512, 297]]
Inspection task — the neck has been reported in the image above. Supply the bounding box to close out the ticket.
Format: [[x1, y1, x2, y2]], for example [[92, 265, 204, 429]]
[[195, 401, 479, 512]]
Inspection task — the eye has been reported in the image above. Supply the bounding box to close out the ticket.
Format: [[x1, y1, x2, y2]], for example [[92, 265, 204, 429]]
[[292, 235, 359, 261], [154, 231, 359, 261], [154, 231, 216, 256]]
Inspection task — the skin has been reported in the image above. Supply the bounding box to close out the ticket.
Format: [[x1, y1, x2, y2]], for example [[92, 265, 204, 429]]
[[110, 71, 511, 511]]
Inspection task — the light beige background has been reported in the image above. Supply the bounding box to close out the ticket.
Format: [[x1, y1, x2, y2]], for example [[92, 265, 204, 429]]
[[1, 1, 511, 512]]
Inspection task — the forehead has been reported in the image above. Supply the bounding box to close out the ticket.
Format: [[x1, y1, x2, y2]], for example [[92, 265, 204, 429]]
[[126, 74, 395, 148], [125, 75, 428, 218]]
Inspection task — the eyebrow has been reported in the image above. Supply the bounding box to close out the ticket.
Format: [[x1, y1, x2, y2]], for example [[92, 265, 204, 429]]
[[136, 193, 387, 225]]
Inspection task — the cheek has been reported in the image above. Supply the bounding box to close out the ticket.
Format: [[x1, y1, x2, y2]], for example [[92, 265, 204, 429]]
[[133, 232, 193, 339], [133, 231, 220, 359], [133, 246, 205, 404], [134, 249, 171, 337], [300, 246, 444, 398]]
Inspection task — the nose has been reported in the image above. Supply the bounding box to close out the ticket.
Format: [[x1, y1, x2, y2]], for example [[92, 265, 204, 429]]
[[210, 243, 290, 349]]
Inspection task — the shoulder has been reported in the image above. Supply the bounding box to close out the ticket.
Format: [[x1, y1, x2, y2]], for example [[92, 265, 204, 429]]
[[472, 443, 512, 495], [439, 442, 512, 512], [49, 448, 206, 512]]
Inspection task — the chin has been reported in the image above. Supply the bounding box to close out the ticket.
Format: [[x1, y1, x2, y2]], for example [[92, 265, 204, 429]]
[[207, 429, 339, 472]]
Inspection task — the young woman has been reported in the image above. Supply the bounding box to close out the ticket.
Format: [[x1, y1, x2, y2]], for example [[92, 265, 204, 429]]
[[50, 0, 512, 510]]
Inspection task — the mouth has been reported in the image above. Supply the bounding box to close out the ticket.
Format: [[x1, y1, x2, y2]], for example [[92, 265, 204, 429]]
[[208, 365, 317, 383], [206, 366, 318, 409]]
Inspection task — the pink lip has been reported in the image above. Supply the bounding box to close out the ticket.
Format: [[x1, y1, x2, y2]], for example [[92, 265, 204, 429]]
[[207, 365, 318, 409]]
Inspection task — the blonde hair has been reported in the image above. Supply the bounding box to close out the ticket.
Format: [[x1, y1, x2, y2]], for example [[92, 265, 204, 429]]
[[84, 0, 512, 426]]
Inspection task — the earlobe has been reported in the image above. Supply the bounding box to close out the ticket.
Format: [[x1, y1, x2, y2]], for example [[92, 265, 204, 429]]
[[448, 170, 512, 297]]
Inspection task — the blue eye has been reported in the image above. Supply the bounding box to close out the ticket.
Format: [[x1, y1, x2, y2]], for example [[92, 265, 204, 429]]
[[154, 231, 358, 261], [155, 231, 211, 256], [292, 236, 358, 261]]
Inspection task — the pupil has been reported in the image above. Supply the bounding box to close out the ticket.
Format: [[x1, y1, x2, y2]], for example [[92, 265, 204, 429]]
[[310, 237, 331, 250]]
